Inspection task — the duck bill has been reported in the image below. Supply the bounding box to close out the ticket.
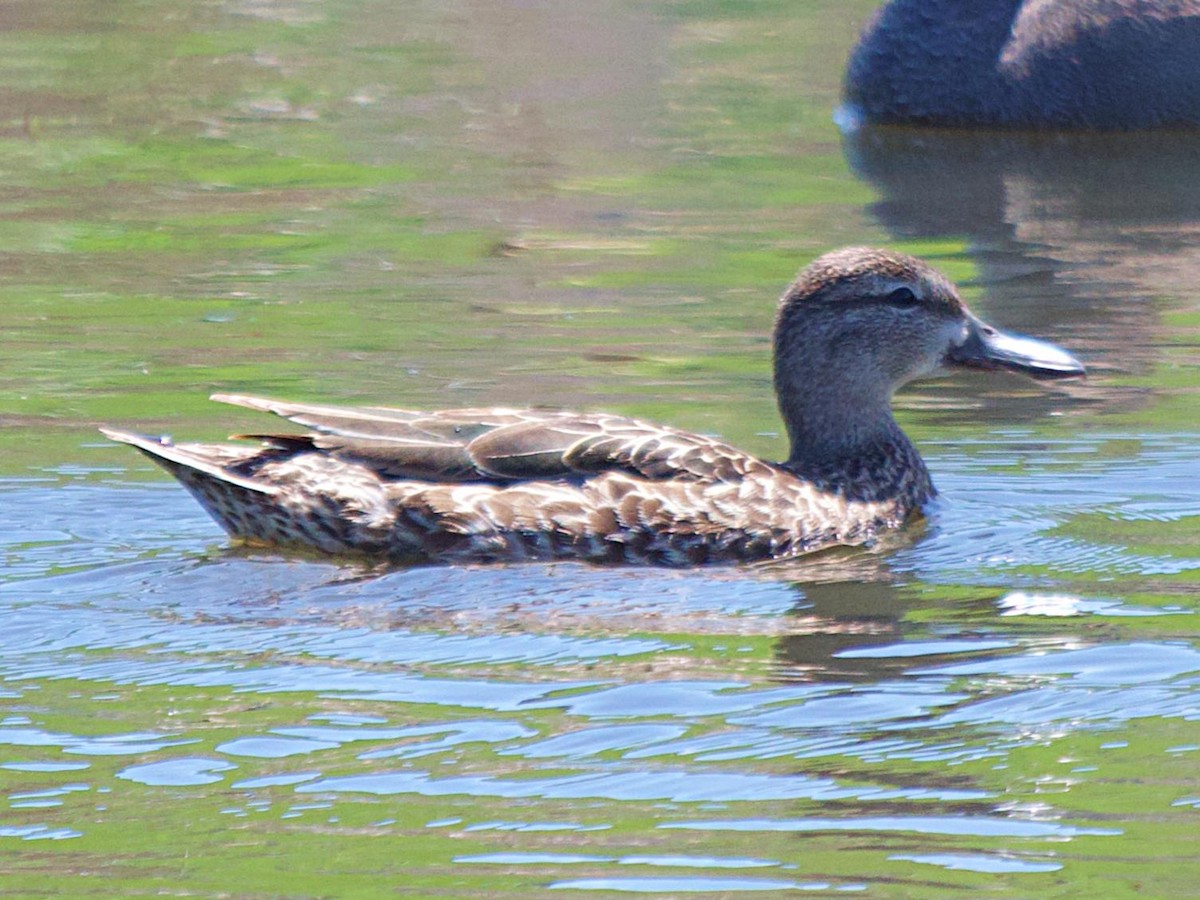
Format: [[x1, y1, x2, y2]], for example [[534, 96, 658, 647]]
[[947, 314, 1085, 380]]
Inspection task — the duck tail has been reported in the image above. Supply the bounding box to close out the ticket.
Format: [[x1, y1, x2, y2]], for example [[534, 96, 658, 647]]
[[100, 426, 293, 544], [99, 427, 277, 496]]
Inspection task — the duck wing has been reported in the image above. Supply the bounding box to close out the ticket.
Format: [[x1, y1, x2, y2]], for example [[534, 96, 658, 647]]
[[211, 393, 763, 484]]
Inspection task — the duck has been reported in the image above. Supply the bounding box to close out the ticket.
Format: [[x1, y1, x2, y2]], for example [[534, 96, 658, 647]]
[[843, 0, 1200, 130], [101, 248, 1084, 566]]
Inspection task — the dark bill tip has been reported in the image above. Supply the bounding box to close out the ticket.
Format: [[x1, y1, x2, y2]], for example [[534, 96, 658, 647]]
[[947, 315, 1086, 381]]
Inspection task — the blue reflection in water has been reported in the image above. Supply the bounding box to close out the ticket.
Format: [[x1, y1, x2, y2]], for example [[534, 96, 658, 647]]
[[117, 757, 237, 786], [506, 724, 688, 759], [1, 762, 90, 772], [906, 435, 1200, 580], [0, 725, 195, 756], [456, 851, 783, 868], [0, 824, 83, 841], [916, 642, 1200, 684], [231, 772, 320, 789], [217, 736, 340, 758], [664, 816, 1120, 837], [462, 821, 610, 833], [890, 853, 1062, 874], [547, 877, 841, 893], [295, 767, 983, 803]]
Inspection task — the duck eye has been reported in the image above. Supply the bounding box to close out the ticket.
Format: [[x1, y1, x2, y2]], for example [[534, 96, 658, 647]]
[[885, 287, 918, 307]]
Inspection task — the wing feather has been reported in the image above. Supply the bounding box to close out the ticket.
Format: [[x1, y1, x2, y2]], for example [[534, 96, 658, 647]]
[[211, 394, 764, 485]]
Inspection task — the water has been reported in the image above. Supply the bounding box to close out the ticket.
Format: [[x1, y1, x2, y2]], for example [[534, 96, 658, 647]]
[[2, 1, 1199, 895]]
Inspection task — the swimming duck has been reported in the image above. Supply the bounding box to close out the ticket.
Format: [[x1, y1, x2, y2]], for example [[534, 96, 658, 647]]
[[844, 0, 1200, 129], [102, 248, 1084, 566]]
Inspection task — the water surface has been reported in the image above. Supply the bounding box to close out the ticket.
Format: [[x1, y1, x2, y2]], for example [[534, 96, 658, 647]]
[[2, 1, 1199, 896]]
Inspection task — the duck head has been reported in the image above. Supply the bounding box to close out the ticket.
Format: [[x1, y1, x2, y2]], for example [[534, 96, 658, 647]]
[[774, 247, 1084, 466]]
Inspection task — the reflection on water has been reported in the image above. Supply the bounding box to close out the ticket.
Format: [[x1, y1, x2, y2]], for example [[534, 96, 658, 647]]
[[843, 126, 1200, 375], [2, 0, 1200, 895]]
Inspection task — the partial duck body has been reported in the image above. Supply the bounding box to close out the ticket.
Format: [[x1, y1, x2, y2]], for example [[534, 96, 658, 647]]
[[102, 248, 1085, 566], [844, 0, 1200, 130]]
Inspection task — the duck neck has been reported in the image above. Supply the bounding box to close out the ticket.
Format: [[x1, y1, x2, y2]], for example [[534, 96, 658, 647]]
[[776, 384, 931, 504]]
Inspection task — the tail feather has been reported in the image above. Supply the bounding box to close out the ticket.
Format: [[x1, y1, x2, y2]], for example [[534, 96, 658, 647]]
[[210, 392, 416, 424], [99, 427, 278, 496]]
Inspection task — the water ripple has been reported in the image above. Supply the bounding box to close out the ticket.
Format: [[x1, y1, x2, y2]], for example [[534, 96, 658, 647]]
[[295, 767, 983, 803]]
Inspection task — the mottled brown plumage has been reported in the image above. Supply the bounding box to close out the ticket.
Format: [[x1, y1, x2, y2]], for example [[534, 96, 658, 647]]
[[101, 248, 1084, 566]]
